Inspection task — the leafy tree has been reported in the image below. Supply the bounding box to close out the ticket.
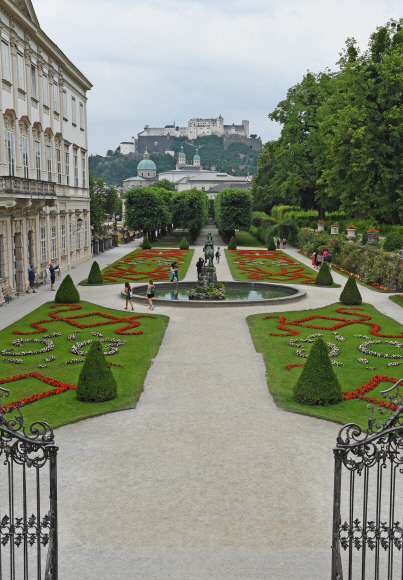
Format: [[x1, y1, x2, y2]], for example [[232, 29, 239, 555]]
[[55, 274, 80, 303], [89, 172, 119, 237], [76, 341, 117, 402], [153, 179, 176, 191], [172, 189, 208, 240], [214, 188, 252, 239], [115, 198, 123, 216], [294, 338, 342, 405], [125, 187, 171, 240]]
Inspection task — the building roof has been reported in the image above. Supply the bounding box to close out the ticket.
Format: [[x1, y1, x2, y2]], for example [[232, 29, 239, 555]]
[[123, 176, 147, 182], [206, 182, 252, 193], [137, 159, 157, 170], [178, 146, 186, 159]]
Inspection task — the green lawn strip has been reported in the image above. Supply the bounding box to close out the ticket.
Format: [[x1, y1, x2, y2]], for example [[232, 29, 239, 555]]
[[247, 302, 403, 429], [79, 248, 194, 285], [298, 250, 398, 294], [389, 295, 403, 308], [235, 231, 265, 247], [225, 249, 340, 286], [0, 301, 168, 429]]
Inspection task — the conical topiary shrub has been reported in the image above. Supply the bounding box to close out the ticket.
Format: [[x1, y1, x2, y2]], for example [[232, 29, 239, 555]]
[[294, 338, 342, 406], [179, 237, 189, 250], [76, 341, 117, 402], [142, 237, 152, 249], [87, 261, 104, 284], [54, 274, 80, 303], [228, 236, 237, 250], [340, 275, 362, 305], [267, 237, 276, 251], [314, 261, 333, 286]]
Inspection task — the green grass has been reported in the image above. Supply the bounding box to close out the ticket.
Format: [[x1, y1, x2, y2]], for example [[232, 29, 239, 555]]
[[247, 302, 403, 429], [225, 248, 340, 286], [235, 231, 265, 247], [0, 301, 169, 429], [79, 248, 194, 285], [389, 295, 403, 308]]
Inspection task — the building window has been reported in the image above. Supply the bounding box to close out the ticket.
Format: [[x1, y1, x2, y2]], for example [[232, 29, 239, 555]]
[[74, 155, 78, 187], [84, 221, 88, 247], [27, 231, 33, 266], [53, 83, 59, 113], [17, 53, 25, 90], [22, 135, 29, 178], [31, 65, 37, 99], [82, 157, 86, 187], [56, 149, 61, 184], [76, 220, 81, 250], [7, 131, 15, 176], [2, 41, 10, 82], [71, 97, 76, 125], [69, 223, 72, 251], [63, 90, 68, 119], [79, 102, 84, 129], [51, 226, 57, 260], [42, 73, 49, 107], [65, 152, 70, 185], [46, 145, 52, 181], [40, 227, 46, 262], [35, 141, 41, 180], [61, 224, 66, 254]]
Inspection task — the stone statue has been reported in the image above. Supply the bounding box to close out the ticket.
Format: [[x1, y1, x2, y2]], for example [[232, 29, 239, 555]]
[[203, 233, 215, 267]]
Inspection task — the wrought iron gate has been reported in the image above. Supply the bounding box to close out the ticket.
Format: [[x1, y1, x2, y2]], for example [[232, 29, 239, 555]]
[[0, 387, 58, 579], [332, 378, 403, 579]]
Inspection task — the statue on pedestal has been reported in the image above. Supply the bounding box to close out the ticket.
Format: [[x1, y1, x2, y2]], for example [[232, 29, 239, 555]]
[[203, 232, 215, 267]]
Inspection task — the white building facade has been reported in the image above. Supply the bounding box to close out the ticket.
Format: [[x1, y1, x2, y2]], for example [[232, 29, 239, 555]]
[[0, 0, 92, 294]]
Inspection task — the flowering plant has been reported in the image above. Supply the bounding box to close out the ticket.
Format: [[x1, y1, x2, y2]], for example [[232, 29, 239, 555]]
[[346, 225, 357, 229], [330, 224, 339, 227], [367, 230, 379, 233], [317, 221, 325, 224]]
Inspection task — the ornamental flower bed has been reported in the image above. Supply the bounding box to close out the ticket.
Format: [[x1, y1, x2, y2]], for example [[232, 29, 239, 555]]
[[98, 249, 192, 283], [227, 249, 316, 285]]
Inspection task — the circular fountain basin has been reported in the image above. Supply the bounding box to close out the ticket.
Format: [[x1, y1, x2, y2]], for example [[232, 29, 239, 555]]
[[123, 281, 306, 307]]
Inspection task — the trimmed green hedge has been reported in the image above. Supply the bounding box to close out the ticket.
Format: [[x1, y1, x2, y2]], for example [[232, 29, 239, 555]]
[[339, 276, 362, 305], [76, 341, 117, 402], [179, 237, 189, 250], [87, 261, 104, 284], [267, 237, 276, 251], [228, 236, 237, 250], [293, 338, 342, 406], [314, 261, 333, 286], [142, 237, 152, 249], [54, 274, 80, 303]]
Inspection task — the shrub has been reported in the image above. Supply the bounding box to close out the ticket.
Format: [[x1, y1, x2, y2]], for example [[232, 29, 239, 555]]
[[293, 338, 342, 406], [361, 231, 368, 246], [54, 274, 80, 303], [383, 232, 403, 252], [267, 237, 276, 251], [314, 261, 333, 286], [141, 237, 152, 249], [339, 276, 362, 305], [228, 236, 237, 250], [87, 261, 104, 284], [76, 341, 117, 402], [179, 237, 189, 250]]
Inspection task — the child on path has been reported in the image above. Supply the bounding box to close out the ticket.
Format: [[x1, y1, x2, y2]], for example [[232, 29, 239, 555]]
[[124, 282, 134, 311], [215, 247, 221, 264], [282, 238, 287, 249], [147, 279, 155, 310]]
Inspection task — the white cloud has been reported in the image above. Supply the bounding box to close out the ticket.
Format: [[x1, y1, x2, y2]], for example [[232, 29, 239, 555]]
[[34, 0, 402, 154]]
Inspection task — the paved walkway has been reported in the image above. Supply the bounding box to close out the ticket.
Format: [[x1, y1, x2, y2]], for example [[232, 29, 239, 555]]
[[7, 230, 403, 578]]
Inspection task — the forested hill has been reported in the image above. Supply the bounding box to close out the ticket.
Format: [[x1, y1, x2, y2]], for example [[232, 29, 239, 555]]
[[89, 135, 261, 186]]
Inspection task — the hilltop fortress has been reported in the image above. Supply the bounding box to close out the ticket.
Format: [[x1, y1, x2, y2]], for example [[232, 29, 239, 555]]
[[120, 116, 262, 155]]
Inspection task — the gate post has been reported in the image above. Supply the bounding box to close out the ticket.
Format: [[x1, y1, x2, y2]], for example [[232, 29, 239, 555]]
[[331, 448, 345, 580], [46, 444, 58, 580]]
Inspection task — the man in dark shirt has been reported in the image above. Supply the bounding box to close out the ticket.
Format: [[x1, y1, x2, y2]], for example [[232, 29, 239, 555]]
[[196, 257, 204, 280], [49, 263, 60, 291], [26, 266, 37, 293]]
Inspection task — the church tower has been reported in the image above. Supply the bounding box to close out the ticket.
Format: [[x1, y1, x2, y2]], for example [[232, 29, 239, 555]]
[[177, 146, 186, 167], [193, 148, 201, 167]]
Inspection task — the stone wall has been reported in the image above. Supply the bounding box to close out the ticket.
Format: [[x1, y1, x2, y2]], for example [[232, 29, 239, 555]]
[[223, 135, 263, 151]]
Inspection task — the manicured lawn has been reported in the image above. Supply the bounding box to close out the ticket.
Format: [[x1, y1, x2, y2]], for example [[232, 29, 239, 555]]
[[389, 295, 403, 308], [225, 249, 340, 286], [0, 301, 168, 429], [79, 248, 194, 285], [235, 231, 265, 247], [248, 302, 403, 429]]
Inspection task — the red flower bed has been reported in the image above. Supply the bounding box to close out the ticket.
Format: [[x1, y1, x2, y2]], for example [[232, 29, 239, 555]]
[[0, 372, 77, 412], [230, 250, 316, 284], [12, 304, 154, 336], [285, 362, 306, 370], [342, 375, 398, 409], [265, 306, 403, 338], [102, 249, 188, 283]]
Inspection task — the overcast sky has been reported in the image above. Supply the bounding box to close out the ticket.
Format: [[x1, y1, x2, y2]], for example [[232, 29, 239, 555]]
[[34, 0, 402, 155]]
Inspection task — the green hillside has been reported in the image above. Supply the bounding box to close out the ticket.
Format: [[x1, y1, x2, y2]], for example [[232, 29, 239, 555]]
[[89, 136, 261, 185]]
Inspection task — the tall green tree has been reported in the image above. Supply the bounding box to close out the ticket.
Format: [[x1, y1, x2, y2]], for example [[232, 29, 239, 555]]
[[89, 172, 119, 237], [172, 189, 208, 240], [214, 188, 252, 239], [125, 187, 171, 240]]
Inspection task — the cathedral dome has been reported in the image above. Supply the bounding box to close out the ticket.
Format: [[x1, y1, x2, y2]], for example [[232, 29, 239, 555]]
[[193, 148, 200, 161], [137, 158, 156, 170], [178, 146, 186, 159]]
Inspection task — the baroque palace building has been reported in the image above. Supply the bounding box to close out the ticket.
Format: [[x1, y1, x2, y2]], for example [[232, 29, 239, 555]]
[[0, 0, 92, 294]]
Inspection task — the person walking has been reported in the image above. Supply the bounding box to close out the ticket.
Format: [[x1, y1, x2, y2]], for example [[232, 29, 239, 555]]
[[49, 263, 60, 291], [311, 252, 317, 270], [276, 238, 280, 250], [124, 282, 134, 311], [324, 252, 333, 270], [316, 251, 323, 269], [26, 266, 37, 293], [170, 261, 179, 282], [196, 257, 204, 280], [215, 247, 221, 264], [147, 279, 155, 310], [282, 238, 287, 249]]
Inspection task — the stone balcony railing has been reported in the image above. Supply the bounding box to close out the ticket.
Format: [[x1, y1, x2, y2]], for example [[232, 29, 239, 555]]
[[0, 177, 56, 196]]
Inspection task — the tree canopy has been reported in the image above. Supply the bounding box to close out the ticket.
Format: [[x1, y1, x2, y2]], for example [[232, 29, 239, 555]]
[[89, 172, 119, 237], [214, 188, 252, 239]]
